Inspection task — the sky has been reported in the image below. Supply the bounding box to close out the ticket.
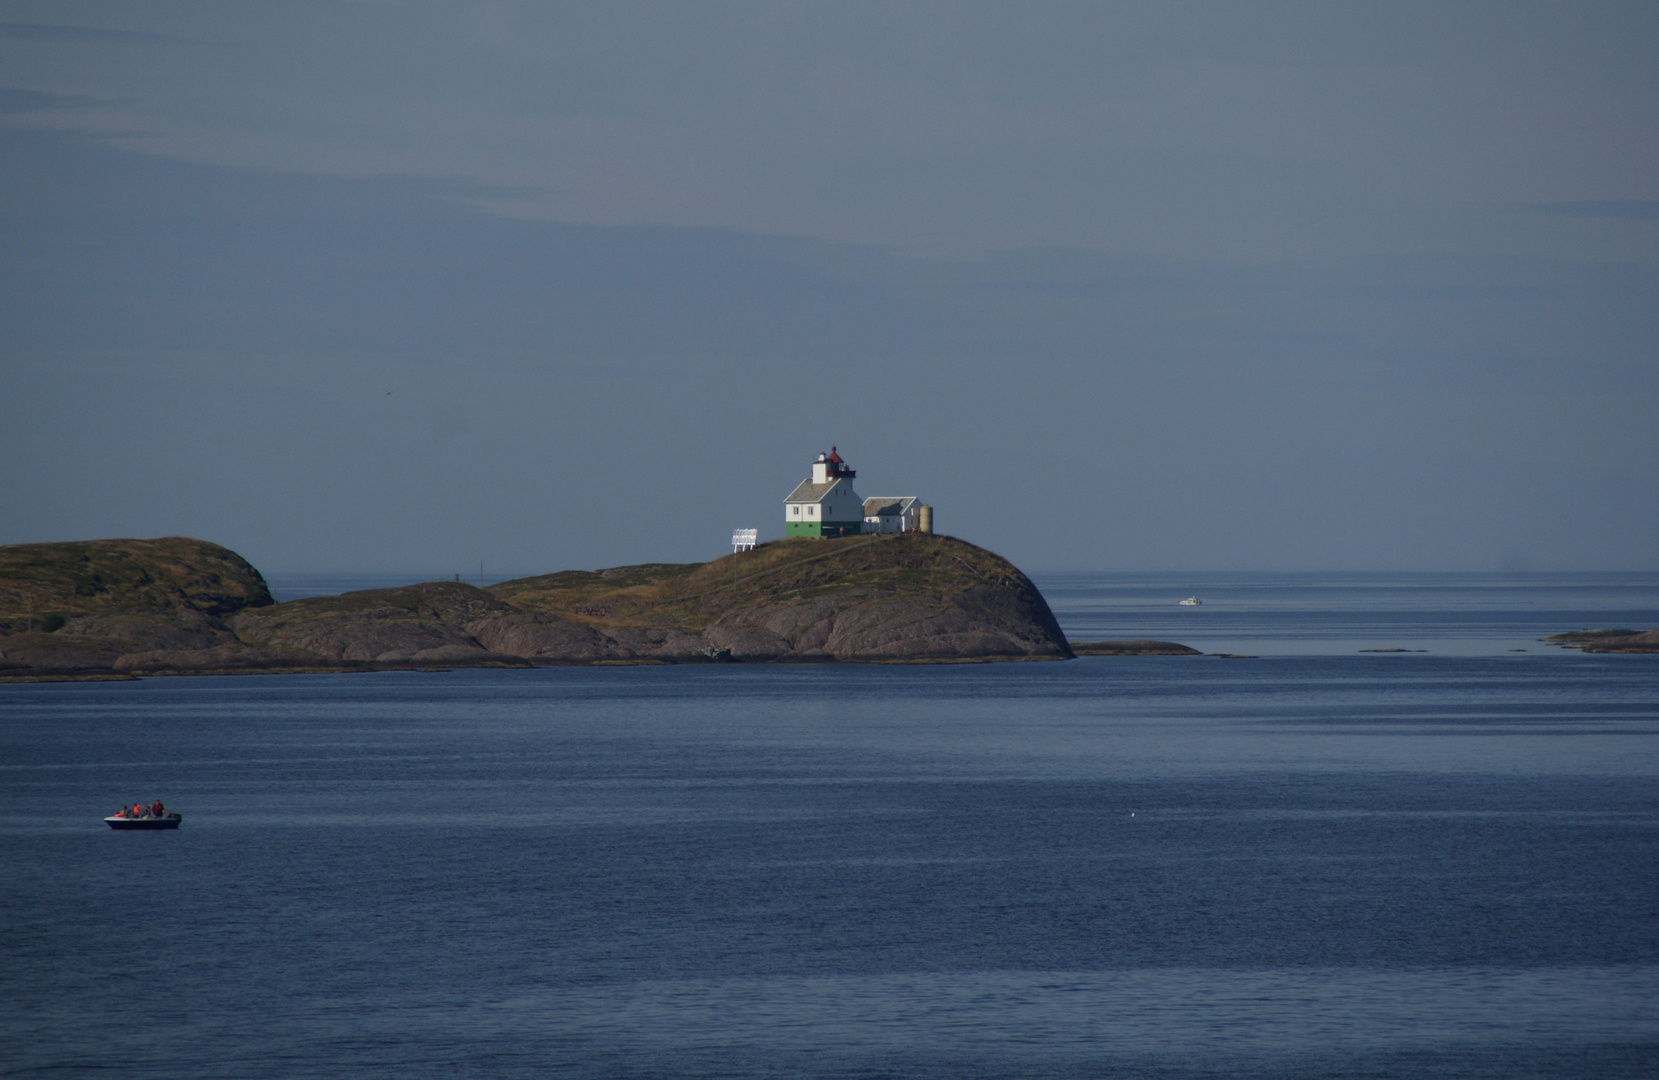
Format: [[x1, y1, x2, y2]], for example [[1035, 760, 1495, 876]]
[[2, 1, 1656, 574]]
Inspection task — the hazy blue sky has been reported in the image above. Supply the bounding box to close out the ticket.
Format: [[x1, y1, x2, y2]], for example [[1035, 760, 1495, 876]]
[[2, 2, 1656, 574]]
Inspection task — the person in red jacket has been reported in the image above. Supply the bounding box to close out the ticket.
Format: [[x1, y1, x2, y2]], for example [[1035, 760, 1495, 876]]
[[151, 800, 165, 817]]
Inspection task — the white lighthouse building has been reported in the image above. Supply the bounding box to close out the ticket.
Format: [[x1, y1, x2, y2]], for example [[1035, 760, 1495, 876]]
[[782, 447, 931, 539], [783, 448, 865, 538]]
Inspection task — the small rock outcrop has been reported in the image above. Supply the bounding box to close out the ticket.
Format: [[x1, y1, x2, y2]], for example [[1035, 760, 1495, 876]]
[[1069, 640, 1202, 656]]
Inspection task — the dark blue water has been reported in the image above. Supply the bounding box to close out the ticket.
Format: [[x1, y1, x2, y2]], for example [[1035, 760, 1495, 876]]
[[1042, 570, 1659, 656], [4, 575, 1657, 1078]]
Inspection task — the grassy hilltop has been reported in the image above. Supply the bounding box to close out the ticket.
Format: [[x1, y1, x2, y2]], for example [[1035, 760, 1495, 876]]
[[496, 532, 1032, 625], [0, 536, 272, 630], [475, 532, 1071, 661], [0, 537, 274, 674]]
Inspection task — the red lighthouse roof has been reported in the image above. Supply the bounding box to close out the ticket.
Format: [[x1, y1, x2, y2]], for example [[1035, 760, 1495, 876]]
[[812, 447, 856, 481]]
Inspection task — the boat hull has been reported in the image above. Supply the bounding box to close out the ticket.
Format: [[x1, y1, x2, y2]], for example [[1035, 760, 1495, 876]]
[[106, 815, 182, 830]]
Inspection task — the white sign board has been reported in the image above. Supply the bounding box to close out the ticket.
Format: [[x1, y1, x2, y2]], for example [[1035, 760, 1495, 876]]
[[731, 529, 758, 552]]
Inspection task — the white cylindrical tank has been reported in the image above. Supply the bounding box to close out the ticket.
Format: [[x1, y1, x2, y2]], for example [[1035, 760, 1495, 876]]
[[918, 505, 933, 534]]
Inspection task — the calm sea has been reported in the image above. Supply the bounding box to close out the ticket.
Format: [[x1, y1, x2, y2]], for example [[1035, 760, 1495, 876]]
[[3, 572, 1657, 1078]]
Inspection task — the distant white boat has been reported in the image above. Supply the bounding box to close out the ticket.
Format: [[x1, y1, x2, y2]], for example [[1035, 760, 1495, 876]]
[[1178, 596, 1202, 606]]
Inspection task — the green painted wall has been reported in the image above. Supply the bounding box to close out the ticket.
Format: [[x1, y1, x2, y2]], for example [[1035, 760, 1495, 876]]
[[786, 520, 863, 538]]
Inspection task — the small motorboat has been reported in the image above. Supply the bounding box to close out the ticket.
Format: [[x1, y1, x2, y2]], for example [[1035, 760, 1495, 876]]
[[106, 805, 182, 830], [1179, 596, 1202, 606], [106, 814, 181, 829]]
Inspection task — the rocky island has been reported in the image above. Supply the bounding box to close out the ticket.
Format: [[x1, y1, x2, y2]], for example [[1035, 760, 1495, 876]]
[[0, 533, 1162, 679], [1541, 629, 1659, 654], [1068, 639, 1202, 656]]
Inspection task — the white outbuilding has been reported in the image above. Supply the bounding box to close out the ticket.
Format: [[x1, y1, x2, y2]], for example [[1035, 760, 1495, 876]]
[[862, 497, 922, 534]]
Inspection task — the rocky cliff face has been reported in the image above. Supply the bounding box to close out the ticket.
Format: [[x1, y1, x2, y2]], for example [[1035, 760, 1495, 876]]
[[228, 582, 516, 663], [1, 534, 1073, 678]]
